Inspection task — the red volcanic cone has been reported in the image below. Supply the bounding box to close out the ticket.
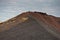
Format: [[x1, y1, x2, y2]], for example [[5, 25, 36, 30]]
[[0, 11, 60, 40]]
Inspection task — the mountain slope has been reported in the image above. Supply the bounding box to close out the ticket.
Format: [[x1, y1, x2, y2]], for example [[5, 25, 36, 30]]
[[0, 11, 60, 40]]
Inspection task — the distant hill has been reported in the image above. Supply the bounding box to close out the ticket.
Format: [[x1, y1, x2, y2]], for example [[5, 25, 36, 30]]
[[0, 11, 60, 40]]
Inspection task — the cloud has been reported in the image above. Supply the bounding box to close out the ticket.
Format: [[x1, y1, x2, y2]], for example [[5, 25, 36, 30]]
[[34, 0, 54, 3], [0, 0, 60, 22]]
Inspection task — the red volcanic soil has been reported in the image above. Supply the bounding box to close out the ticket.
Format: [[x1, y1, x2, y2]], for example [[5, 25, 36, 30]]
[[19, 11, 60, 32], [0, 11, 60, 40], [29, 12, 60, 31], [0, 11, 60, 33]]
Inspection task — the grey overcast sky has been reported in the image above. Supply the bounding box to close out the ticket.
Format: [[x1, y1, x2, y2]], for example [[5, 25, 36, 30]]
[[0, 0, 60, 22]]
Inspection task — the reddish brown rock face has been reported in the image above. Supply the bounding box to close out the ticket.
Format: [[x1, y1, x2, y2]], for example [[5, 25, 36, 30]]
[[0, 11, 60, 40], [22, 11, 60, 32]]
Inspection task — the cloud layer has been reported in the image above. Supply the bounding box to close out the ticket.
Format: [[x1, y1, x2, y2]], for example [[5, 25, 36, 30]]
[[0, 0, 60, 22]]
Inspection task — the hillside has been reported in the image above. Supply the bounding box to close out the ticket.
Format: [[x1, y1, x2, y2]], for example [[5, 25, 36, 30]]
[[0, 11, 60, 40]]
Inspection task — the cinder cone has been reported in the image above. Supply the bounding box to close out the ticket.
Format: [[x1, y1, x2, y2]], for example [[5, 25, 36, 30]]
[[0, 11, 60, 40]]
